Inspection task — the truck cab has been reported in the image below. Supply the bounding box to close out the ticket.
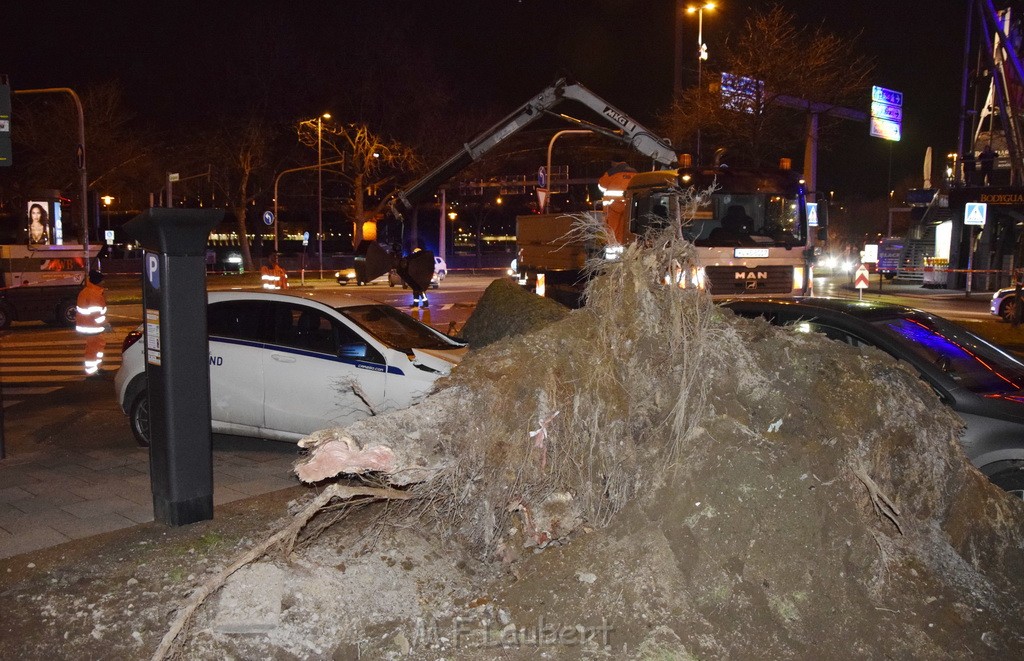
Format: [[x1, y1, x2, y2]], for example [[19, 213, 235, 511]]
[[0, 244, 100, 328]]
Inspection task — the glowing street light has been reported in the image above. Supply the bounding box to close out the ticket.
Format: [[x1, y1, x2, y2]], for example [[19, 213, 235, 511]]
[[687, 2, 716, 165], [101, 195, 114, 233]]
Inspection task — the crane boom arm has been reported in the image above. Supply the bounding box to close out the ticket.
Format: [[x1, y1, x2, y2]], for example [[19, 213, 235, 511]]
[[391, 78, 674, 218]]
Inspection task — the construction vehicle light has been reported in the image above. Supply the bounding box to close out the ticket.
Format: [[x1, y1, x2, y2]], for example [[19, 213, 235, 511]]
[[604, 245, 624, 261]]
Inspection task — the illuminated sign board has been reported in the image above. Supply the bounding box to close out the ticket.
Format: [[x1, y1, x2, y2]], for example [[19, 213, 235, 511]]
[[871, 86, 903, 107], [807, 202, 819, 227], [870, 85, 902, 142], [870, 101, 902, 122], [870, 117, 901, 141]]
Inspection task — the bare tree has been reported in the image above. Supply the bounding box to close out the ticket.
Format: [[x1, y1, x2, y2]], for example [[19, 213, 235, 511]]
[[7, 81, 159, 210], [296, 120, 422, 246], [201, 115, 279, 271], [662, 5, 873, 167]]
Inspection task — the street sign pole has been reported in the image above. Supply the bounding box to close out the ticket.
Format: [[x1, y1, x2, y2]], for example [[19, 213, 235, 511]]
[[963, 202, 987, 297], [966, 226, 975, 297], [854, 264, 870, 301]]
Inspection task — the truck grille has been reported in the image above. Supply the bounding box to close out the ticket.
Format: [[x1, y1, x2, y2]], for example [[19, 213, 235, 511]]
[[705, 265, 795, 295]]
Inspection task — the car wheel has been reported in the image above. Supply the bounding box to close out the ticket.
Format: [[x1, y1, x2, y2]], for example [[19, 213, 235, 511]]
[[988, 462, 1024, 499], [0, 302, 12, 330], [1000, 297, 1020, 323], [56, 299, 77, 327], [129, 390, 151, 448]]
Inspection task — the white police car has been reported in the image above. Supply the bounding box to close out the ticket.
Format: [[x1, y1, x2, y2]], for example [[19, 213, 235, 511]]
[[115, 290, 466, 446]]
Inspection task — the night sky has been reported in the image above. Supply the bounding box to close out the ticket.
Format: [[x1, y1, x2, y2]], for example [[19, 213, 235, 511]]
[[1, 0, 970, 200]]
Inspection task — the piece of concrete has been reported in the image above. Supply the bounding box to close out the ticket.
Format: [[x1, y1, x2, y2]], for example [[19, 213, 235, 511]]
[[213, 562, 285, 634]]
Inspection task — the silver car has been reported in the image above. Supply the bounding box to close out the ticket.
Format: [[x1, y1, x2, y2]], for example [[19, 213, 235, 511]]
[[724, 297, 1024, 498]]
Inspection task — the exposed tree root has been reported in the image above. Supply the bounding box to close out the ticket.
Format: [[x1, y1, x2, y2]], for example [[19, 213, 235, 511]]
[[150, 484, 416, 661], [853, 462, 903, 535]]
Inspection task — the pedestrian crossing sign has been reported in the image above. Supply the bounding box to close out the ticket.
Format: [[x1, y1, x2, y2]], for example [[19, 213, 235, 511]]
[[965, 202, 987, 227]]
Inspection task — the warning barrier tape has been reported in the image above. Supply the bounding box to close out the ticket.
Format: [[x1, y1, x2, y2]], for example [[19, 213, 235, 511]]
[[880, 267, 1005, 274]]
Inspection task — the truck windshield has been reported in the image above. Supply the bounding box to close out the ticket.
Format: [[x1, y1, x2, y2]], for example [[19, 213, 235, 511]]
[[693, 191, 803, 248], [629, 171, 806, 249]]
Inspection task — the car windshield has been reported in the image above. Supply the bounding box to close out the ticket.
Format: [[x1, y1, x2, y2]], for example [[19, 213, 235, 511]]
[[873, 314, 1024, 395], [340, 304, 457, 352]]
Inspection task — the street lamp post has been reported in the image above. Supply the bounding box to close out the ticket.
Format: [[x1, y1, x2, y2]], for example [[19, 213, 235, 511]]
[[315, 113, 331, 279], [687, 2, 715, 166]]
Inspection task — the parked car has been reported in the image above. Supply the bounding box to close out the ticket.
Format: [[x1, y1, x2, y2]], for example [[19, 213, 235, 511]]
[[335, 256, 447, 288], [991, 286, 1021, 322], [722, 297, 1024, 498], [335, 267, 389, 286], [115, 290, 467, 446]]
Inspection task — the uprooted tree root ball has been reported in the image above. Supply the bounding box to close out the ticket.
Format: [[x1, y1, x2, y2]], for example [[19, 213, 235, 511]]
[[101, 193, 1024, 658]]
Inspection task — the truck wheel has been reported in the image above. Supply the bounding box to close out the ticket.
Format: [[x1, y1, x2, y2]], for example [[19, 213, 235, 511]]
[[0, 303, 12, 330], [56, 299, 78, 327], [129, 390, 151, 448]]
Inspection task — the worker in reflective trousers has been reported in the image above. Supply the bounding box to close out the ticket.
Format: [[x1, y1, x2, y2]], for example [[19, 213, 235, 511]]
[[76, 270, 108, 378], [260, 252, 289, 289]]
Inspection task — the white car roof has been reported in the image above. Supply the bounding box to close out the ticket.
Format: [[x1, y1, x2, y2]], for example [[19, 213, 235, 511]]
[[207, 289, 377, 309]]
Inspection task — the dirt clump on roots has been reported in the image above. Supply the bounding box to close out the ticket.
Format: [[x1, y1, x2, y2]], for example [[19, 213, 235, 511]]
[[3, 205, 1024, 659], [458, 276, 570, 348]]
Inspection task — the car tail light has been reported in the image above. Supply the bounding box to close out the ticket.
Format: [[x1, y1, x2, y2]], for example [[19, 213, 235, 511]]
[[122, 328, 143, 354]]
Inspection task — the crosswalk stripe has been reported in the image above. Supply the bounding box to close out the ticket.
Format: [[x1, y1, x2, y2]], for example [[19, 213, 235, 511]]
[[0, 340, 123, 392], [0, 340, 126, 349], [1, 357, 122, 364], [1, 365, 118, 373], [2, 386, 62, 395]]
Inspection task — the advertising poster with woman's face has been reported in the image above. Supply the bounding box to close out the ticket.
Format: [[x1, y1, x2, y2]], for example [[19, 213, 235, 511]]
[[27, 201, 50, 246]]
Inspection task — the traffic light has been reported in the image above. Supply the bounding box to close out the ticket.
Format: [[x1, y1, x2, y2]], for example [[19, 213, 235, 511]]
[[0, 74, 11, 166]]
